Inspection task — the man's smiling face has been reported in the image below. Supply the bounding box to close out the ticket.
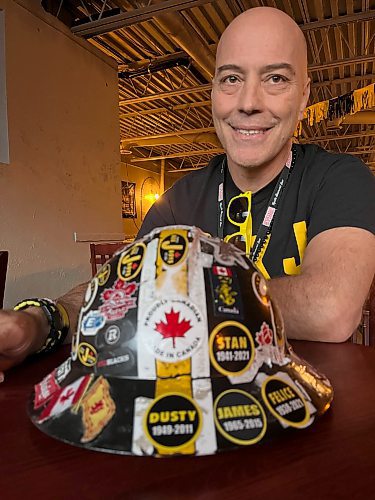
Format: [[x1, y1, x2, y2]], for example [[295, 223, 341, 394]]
[[212, 8, 310, 173]]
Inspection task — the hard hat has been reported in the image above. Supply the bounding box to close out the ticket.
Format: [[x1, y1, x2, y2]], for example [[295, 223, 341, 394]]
[[29, 226, 333, 456]]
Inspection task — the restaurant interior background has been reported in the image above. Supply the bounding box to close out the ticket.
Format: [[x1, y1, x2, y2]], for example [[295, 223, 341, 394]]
[[0, 0, 373, 317]]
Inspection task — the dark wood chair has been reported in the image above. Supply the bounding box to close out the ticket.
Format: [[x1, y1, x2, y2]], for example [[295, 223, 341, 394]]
[[0, 251, 9, 308], [351, 277, 375, 347], [90, 242, 127, 277]]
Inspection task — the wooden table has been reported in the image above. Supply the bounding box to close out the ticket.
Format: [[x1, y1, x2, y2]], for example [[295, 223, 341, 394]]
[[1, 341, 374, 499]]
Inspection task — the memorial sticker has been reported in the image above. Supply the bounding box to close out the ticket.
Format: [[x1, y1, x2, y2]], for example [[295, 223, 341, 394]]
[[214, 389, 267, 445], [144, 393, 202, 452], [209, 321, 254, 376], [261, 376, 309, 428]]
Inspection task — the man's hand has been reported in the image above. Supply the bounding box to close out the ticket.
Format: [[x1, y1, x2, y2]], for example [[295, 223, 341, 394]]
[[0, 308, 49, 375], [0, 281, 88, 381]]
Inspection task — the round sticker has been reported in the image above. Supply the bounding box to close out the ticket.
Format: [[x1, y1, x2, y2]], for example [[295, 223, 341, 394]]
[[104, 325, 121, 345], [261, 377, 310, 428], [252, 272, 270, 306], [97, 263, 111, 287], [209, 321, 254, 376], [214, 389, 267, 445], [158, 232, 188, 266], [78, 342, 98, 367], [144, 393, 202, 452], [117, 242, 146, 282], [142, 298, 204, 362]]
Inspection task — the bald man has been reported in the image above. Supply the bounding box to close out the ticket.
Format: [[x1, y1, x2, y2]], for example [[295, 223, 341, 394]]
[[139, 8, 374, 340], [0, 7, 374, 378]]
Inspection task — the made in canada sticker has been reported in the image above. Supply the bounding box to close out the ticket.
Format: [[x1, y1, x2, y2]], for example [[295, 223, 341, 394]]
[[214, 389, 267, 446], [143, 393, 202, 452], [142, 299, 204, 362], [209, 321, 254, 376], [261, 377, 309, 428]]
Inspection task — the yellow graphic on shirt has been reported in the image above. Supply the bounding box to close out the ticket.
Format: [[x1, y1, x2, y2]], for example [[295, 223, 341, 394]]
[[283, 221, 307, 276], [242, 221, 307, 279]]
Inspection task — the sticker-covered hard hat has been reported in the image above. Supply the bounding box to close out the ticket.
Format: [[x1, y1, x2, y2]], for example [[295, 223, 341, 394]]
[[29, 226, 333, 456]]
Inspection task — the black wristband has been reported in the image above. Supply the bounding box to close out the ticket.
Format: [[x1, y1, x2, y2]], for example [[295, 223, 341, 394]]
[[13, 298, 70, 355]]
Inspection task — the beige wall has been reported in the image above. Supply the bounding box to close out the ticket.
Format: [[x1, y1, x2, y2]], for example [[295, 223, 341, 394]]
[[0, 0, 121, 306]]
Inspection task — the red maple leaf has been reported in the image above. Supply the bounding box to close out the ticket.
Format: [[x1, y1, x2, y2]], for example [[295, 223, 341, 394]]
[[154, 308, 192, 348]]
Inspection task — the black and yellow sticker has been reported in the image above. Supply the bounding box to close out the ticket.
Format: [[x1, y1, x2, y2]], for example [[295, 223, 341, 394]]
[[117, 242, 146, 281], [211, 269, 243, 318], [261, 376, 310, 428], [158, 230, 188, 267], [97, 263, 111, 287], [144, 393, 202, 452], [209, 321, 255, 376], [214, 389, 267, 445], [78, 342, 98, 367]]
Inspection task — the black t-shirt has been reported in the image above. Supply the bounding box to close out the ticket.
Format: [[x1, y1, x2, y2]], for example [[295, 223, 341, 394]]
[[138, 144, 375, 279]]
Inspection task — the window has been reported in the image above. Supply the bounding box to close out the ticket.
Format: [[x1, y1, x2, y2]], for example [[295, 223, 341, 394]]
[[0, 10, 9, 164]]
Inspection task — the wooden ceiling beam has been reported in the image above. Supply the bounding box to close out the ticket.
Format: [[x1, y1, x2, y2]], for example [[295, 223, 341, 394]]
[[301, 131, 375, 142], [121, 126, 215, 144], [311, 74, 375, 88], [120, 100, 211, 119], [72, 5, 375, 38], [131, 148, 223, 162], [299, 10, 375, 31], [119, 84, 212, 106], [309, 55, 375, 72], [72, 0, 214, 37]]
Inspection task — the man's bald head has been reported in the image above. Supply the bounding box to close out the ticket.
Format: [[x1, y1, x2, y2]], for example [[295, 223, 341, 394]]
[[217, 7, 308, 83], [211, 7, 311, 185]]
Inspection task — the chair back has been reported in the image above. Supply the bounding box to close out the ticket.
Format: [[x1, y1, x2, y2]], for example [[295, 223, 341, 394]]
[[90, 242, 127, 277], [0, 251, 8, 308]]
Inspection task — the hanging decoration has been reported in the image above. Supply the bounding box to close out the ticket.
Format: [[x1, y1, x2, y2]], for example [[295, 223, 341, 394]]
[[121, 181, 137, 219], [295, 82, 375, 136]]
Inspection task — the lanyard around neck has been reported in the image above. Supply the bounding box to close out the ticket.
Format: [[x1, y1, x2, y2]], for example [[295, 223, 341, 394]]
[[217, 145, 297, 263]]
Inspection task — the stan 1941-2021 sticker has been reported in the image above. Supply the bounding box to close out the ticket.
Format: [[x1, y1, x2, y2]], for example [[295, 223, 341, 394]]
[[209, 321, 254, 376]]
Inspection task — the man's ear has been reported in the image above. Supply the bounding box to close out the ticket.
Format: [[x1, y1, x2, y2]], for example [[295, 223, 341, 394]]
[[298, 78, 311, 121]]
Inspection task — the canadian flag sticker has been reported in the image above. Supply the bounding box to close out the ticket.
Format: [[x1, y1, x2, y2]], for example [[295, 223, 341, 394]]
[[213, 266, 232, 277], [38, 375, 92, 423]]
